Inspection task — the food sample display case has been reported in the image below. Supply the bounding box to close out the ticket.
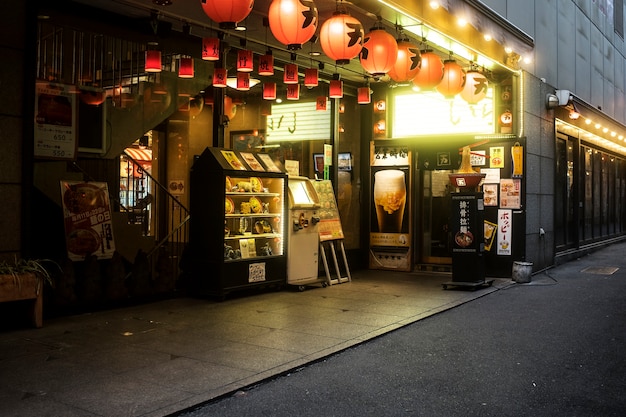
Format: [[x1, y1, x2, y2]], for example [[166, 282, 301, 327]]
[[189, 147, 287, 298]]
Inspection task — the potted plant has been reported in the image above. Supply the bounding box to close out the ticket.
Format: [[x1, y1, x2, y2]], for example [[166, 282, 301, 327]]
[[0, 257, 57, 328]]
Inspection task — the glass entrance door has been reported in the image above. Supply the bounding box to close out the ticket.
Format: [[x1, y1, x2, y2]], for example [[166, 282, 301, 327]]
[[418, 169, 453, 265]]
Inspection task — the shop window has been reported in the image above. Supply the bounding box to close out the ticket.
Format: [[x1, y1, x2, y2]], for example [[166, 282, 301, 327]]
[[120, 139, 153, 235]]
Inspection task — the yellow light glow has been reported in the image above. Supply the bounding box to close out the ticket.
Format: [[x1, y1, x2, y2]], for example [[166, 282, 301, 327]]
[[504, 46, 513, 54], [457, 17, 468, 27], [484, 33, 492, 42], [429, 1, 440, 10]]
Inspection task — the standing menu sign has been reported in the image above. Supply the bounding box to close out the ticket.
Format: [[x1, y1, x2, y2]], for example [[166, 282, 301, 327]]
[[310, 180, 344, 241], [35, 82, 77, 160], [60, 181, 116, 261]]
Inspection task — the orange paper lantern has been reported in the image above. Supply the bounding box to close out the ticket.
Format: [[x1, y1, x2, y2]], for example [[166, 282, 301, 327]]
[[284, 63, 299, 84], [461, 71, 489, 104], [286, 83, 300, 100], [236, 72, 250, 91], [319, 11, 364, 65], [329, 79, 343, 98], [360, 27, 398, 77], [357, 86, 371, 104], [212, 67, 227, 87], [412, 50, 443, 89], [200, 0, 254, 30], [304, 68, 318, 87], [237, 49, 253, 72], [178, 57, 194, 78], [202, 37, 220, 61], [268, 0, 318, 50], [258, 52, 274, 76], [436, 59, 465, 98], [263, 82, 277, 100], [388, 38, 421, 82], [145, 50, 162, 73]]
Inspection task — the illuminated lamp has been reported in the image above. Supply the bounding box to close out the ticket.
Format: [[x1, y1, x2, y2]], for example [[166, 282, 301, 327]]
[[388, 38, 420, 82], [224, 95, 237, 120], [329, 79, 343, 98], [436, 59, 465, 98], [213, 67, 228, 87], [263, 82, 277, 100], [237, 49, 253, 72], [359, 25, 398, 77], [268, 0, 318, 50], [316, 96, 327, 111], [373, 119, 386, 135], [286, 83, 300, 100], [284, 63, 299, 84], [178, 57, 194, 78], [460, 70, 489, 104], [202, 37, 220, 61], [319, 11, 364, 65], [412, 50, 443, 89], [357, 86, 371, 104], [145, 50, 162, 73], [80, 88, 106, 106], [200, 0, 255, 30], [258, 51, 274, 75], [304, 68, 318, 88], [236, 72, 250, 91]]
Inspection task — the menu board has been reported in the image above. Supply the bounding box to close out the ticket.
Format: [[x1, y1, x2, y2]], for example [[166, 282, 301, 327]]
[[310, 180, 344, 241]]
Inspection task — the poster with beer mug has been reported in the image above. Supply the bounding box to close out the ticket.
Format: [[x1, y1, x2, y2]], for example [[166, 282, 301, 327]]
[[370, 167, 410, 247]]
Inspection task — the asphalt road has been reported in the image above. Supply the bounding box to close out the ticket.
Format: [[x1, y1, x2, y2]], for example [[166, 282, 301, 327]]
[[175, 244, 626, 417]]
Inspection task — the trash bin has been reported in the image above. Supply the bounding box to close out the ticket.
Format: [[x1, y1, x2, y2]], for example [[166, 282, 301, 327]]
[[512, 261, 533, 283]]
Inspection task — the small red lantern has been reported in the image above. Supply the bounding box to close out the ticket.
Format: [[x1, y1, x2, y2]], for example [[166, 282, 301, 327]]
[[200, 0, 255, 30], [213, 67, 228, 88], [258, 52, 274, 76], [461, 70, 489, 104], [329, 79, 343, 98], [237, 50, 253, 72], [236, 72, 250, 91], [319, 11, 364, 65], [178, 57, 194, 78], [263, 82, 277, 100], [357, 86, 371, 104], [436, 60, 465, 99], [286, 83, 300, 100], [304, 68, 318, 88], [412, 50, 443, 90], [284, 63, 299, 84], [359, 26, 398, 77], [268, 0, 318, 50], [202, 37, 220, 61], [388, 38, 420, 82], [316, 96, 327, 111], [145, 50, 162, 73]]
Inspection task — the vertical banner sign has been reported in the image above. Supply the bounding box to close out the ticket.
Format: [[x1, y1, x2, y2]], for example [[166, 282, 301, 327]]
[[323, 144, 332, 180], [34, 82, 77, 160], [497, 209, 513, 255], [60, 181, 116, 261]]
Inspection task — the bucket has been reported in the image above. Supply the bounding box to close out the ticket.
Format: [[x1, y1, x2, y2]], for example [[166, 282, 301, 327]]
[[512, 261, 533, 283]]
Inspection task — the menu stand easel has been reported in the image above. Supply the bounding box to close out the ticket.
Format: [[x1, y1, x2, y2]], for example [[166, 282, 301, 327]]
[[320, 239, 351, 285]]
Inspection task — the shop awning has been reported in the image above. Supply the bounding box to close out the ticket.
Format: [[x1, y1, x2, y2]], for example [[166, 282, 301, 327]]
[[124, 148, 152, 161]]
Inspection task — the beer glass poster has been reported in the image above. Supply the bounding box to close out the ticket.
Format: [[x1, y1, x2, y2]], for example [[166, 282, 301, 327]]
[[60, 181, 116, 261], [370, 166, 410, 247]]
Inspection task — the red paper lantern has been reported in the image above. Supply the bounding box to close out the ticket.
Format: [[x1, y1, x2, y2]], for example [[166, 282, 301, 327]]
[[213, 67, 228, 88], [268, 0, 318, 50], [284, 63, 299, 84], [178, 57, 194, 78], [236, 72, 250, 91], [286, 83, 300, 100], [200, 0, 254, 30], [237, 50, 253, 72], [329, 79, 343, 98], [258, 52, 274, 76], [359, 27, 398, 77], [319, 12, 364, 65], [263, 82, 277, 100], [436, 60, 465, 98], [388, 38, 421, 82], [357, 86, 371, 104], [316, 96, 327, 111], [461, 71, 489, 104], [412, 50, 443, 90], [304, 68, 318, 88], [145, 50, 162, 73], [202, 37, 220, 61]]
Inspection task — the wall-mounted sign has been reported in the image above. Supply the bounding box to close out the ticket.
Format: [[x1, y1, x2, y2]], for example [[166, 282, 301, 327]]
[[35, 82, 77, 160], [266, 100, 331, 142]]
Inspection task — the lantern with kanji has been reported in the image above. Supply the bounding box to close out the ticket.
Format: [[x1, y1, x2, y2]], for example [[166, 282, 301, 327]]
[[436, 59, 465, 99], [412, 50, 443, 89], [268, 0, 318, 50], [304, 68, 318, 88], [202, 37, 220, 61], [388, 37, 421, 82], [359, 26, 398, 77], [200, 0, 255, 30], [461, 70, 489, 104], [319, 11, 364, 65]]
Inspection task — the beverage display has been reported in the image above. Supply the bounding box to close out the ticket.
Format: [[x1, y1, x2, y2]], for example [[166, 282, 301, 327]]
[[373, 169, 406, 233]]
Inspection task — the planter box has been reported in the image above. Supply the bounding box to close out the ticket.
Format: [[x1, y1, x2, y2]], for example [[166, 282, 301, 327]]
[[0, 273, 43, 328]]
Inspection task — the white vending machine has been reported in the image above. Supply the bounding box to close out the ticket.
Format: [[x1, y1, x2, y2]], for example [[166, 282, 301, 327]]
[[286, 176, 324, 290]]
